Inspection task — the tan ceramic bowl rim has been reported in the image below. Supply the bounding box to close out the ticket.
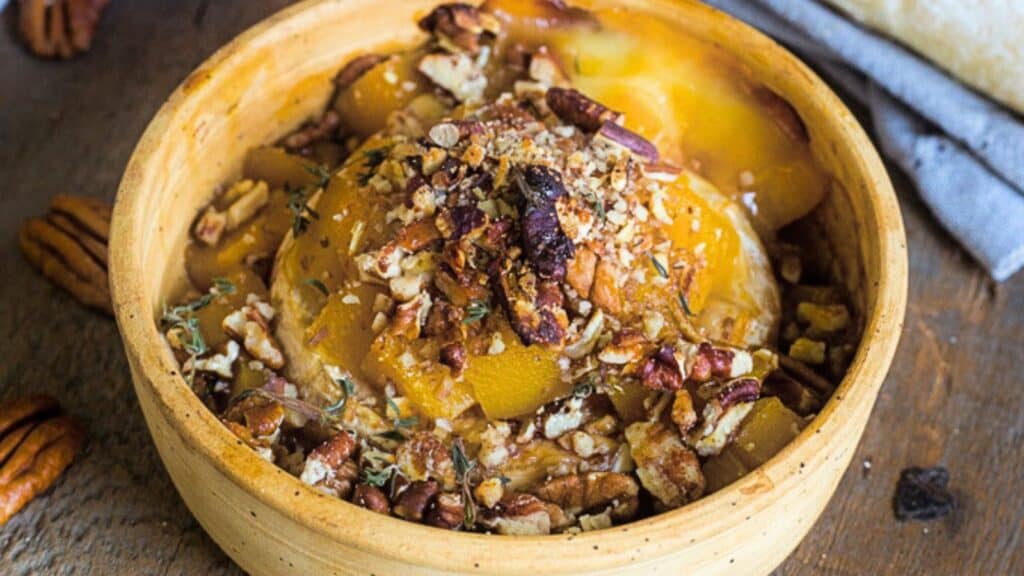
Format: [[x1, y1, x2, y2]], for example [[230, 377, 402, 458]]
[[110, 0, 907, 570]]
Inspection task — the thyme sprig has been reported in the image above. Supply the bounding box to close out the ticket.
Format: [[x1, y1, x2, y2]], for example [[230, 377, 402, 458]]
[[358, 146, 390, 186], [386, 396, 419, 430], [586, 191, 606, 224], [304, 164, 332, 189], [462, 300, 490, 325], [451, 439, 477, 528], [287, 184, 320, 237], [677, 291, 694, 316], [161, 278, 234, 384], [324, 376, 356, 416], [303, 277, 330, 296], [648, 252, 669, 279]]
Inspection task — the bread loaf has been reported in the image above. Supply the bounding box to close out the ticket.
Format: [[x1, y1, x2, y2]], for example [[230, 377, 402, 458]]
[[822, 0, 1024, 114]]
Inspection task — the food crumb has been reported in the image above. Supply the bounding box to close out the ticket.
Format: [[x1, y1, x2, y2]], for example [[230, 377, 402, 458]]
[[893, 466, 955, 522]]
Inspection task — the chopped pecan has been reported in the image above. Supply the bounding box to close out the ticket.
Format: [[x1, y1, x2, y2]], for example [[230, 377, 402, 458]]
[[625, 421, 704, 508], [478, 493, 551, 535], [396, 431, 457, 489], [671, 390, 697, 435], [474, 477, 505, 508], [0, 395, 85, 526], [640, 345, 684, 391], [223, 299, 286, 370], [242, 401, 286, 438], [19, 194, 112, 314], [686, 382, 758, 457], [528, 49, 569, 87], [388, 293, 433, 340], [496, 261, 568, 346], [418, 52, 487, 102], [597, 330, 646, 365], [425, 491, 465, 529], [533, 472, 639, 521], [716, 378, 761, 410], [353, 483, 391, 514], [439, 342, 468, 376], [299, 431, 356, 487], [516, 165, 574, 281], [334, 53, 388, 92], [594, 121, 659, 163], [589, 258, 621, 315], [283, 110, 342, 152], [436, 205, 486, 241], [565, 247, 597, 297], [545, 87, 620, 132], [686, 342, 735, 383], [18, 0, 110, 59], [418, 3, 500, 55], [393, 479, 440, 521]]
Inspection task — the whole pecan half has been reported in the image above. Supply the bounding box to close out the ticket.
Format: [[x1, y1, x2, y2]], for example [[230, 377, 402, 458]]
[[19, 194, 112, 314], [0, 395, 86, 526], [18, 0, 110, 59], [545, 88, 621, 132]]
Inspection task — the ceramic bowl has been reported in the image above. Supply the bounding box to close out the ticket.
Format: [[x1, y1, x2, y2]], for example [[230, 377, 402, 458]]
[[109, 1, 907, 573]]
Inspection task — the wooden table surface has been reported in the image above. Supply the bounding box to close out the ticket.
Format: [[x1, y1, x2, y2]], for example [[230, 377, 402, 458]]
[[1, 2, 1022, 574]]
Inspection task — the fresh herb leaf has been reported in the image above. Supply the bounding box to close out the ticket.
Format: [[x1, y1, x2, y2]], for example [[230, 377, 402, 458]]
[[462, 300, 490, 325], [303, 278, 330, 296], [648, 252, 669, 279], [386, 396, 418, 430], [212, 276, 236, 295], [678, 291, 694, 316], [287, 184, 321, 237], [304, 164, 332, 189], [375, 429, 407, 442], [451, 439, 474, 478], [358, 147, 390, 186], [324, 376, 354, 416], [451, 439, 477, 528], [586, 192, 606, 223], [362, 465, 395, 488]]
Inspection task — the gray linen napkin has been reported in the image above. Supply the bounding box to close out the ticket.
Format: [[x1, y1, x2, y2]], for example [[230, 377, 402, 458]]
[[703, 0, 1024, 281]]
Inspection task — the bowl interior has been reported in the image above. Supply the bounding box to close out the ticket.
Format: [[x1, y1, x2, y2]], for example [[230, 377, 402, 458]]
[[110, 0, 906, 573]]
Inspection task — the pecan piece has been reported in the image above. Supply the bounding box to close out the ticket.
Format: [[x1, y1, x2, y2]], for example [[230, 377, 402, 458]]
[[18, 0, 110, 59], [396, 431, 457, 489], [19, 194, 112, 314], [353, 483, 391, 514], [418, 52, 487, 103], [625, 421, 704, 509], [393, 479, 440, 521], [565, 247, 597, 297], [515, 165, 574, 281], [439, 342, 468, 376], [425, 491, 466, 530], [545, 87, 621, 132], [533, 472, 639, 521], [283, 110, 342, 153], [594, 121, 659, 163], [478, 493, 552, 535], [640, 345, 684, 391], [0, 395, 85, 526], [496, 261, 569, 346], [418, 3, 500, 55], [299, 431, 356, 488], [334, 53, 389, 91]]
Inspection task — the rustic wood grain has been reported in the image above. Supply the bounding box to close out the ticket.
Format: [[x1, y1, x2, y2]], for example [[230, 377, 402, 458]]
[[0, 1, 1020, 574]]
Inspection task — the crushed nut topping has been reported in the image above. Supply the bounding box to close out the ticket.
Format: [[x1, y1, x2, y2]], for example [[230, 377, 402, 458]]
[[160, 0, 859, 536]]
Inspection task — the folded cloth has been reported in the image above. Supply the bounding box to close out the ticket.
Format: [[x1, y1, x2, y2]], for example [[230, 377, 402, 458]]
[[703, 0, 1024, 281]]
